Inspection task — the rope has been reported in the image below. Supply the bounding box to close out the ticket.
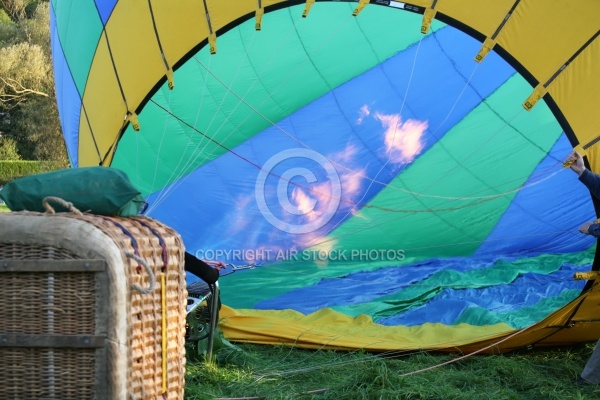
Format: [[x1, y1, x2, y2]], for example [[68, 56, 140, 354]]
[[126, 252, 156, 294], [250, 317, 536, 379], [148, 85, 174, 204], [397, 164, 563, 201], [42, 196, 83, 215], [396, 326, 528, 378], [296, 164, 564, 253]]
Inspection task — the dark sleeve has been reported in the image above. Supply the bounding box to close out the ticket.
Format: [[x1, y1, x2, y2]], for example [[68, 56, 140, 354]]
[[184, 252, 219, 284], [588, 223, 600, 238], [579, 169, 600, 200]]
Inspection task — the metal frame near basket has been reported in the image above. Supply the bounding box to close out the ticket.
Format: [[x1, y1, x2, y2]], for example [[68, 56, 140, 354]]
[[0, 210, 187, 399]]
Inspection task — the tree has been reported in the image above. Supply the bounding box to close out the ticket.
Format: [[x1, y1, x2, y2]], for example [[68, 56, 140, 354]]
[[0, 1, 67, 164], [0, 0, 26, 22], [0, 41, 50, 108], [0, 8, 20, 47], [0, 134, 20, 159], [0, 0, 41, 22]]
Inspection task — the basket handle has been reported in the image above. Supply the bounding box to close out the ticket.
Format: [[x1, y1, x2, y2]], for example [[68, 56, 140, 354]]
[[42, 196, 83, 215], [126, 252, 156, 294]]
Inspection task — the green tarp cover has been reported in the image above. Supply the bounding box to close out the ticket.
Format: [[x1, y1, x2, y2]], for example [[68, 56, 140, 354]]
[[0, 167, 145, 217]]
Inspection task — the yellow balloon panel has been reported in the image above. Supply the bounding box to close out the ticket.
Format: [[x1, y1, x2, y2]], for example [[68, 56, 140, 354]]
[[104, 1, 165, 109], [80, 33, 128, 166], [151, 0, 208, 69], [436, 0, 514, 39], [552, 38, 600, 158], [497, 0, 600, 84]]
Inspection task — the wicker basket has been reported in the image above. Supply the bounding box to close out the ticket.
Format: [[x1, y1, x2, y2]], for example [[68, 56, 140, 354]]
[[0, 211, 187, 399]]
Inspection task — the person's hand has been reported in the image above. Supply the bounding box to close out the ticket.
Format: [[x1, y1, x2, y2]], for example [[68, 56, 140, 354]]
[[204, 260, 227, 271], [579, 222, 593, 234], [565, 151, 585, 175]]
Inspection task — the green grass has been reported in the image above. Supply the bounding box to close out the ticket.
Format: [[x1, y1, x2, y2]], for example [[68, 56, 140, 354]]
[[0, 204, 9, 213], [184, 342, 600, 400]]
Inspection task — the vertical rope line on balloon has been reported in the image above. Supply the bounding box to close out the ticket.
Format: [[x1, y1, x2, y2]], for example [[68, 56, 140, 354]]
[[149, 87, 174, 193], [138, 0, 184, 190], [145, 28, 266, 214], [143, 55, 214, 215], [136, 116, 140, 186], [100, 22, 136, 161]]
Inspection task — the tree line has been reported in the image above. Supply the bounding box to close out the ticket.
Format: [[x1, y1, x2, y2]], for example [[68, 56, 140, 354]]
[[0, 0, 68, 165]]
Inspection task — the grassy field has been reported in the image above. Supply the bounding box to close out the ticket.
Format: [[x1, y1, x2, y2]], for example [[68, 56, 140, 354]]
[[0, 204, 8, 213], [184, 341, 600, 400]]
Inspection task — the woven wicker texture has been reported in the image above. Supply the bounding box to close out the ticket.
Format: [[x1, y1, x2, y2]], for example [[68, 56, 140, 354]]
[[0, 244, 94, 336], [2, 348, 96, 399], [0, 212, 187, 400]]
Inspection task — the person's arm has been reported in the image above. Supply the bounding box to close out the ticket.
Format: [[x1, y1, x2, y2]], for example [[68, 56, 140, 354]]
[[589, 224, 600, 237], [567, 151, 600, 199], [184, 252, 220, 284], [579, 221, 600, 238], [204, 260, 227, 270], [578, 169, 600, 200]]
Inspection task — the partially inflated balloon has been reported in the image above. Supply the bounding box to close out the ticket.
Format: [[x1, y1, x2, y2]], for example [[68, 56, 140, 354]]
[[51, 0, 600, 352]]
